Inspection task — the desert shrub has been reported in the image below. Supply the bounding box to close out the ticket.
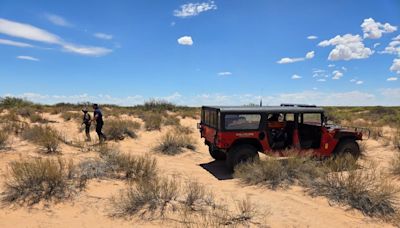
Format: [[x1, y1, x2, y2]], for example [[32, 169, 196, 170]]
[[0, 130, 9, 150], [390, 153, 400, 175], [22, 125, 60, 153], [16, 107, 34, 117], [234, 155, 322, 189], [77, 159, 113, 179], [142, 113, 162, 131], [393, 128, 400, 151], [61, 112, 80, 121], [370, 126, 384, 140], [0, 110, 19, 122], [154, 131, 196, 155], [2, 121, 28, 135], [175, 125, 194, 134], [112, 176, 180, 217], [163, 115, 180, 126], [143, 99, 176, 112], [322, 154, 359, 172], [29, 113, 47, 123], [183, 180, 215, 210], [98, 145, 158, 181], [2, 158, 83, 205], [103, 119, 141, 140], [178, 108, 200, 119], [309, 163, 399, 218], [0, 97, 33, 109]]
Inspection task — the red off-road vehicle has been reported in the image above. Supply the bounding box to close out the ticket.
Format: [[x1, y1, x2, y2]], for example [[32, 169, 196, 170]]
[[199, 104, 367, 170]]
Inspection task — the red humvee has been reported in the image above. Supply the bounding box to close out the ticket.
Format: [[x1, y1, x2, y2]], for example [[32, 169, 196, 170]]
[[199, 104, 366, 170]]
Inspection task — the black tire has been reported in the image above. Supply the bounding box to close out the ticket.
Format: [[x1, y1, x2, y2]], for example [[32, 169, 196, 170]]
[[226, 144, 259, 171], [334, 139, 360, 159], [209, 148, 226, 160]]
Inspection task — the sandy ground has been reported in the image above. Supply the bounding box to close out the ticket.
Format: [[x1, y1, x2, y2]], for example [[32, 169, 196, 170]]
[[0, 113, 398, 228]]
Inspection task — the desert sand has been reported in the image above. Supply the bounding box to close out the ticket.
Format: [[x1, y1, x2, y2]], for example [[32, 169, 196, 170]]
[[0, 112, 397, 228]]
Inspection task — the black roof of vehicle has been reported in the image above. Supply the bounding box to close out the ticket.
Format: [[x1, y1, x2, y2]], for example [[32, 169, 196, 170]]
[[202, 105, 324, 113]]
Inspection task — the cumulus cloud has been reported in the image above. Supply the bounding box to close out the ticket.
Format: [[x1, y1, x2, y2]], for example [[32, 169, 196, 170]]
[[317, 78, 326, 82], [390, 58, 400, 73], [356, 80, 363, 85], [177, 36, 193, 45], [328, 64, 335, 67], [381, 35, 400, 55], [277, 50, 315, 64], [45, 13, 72, 27], [318, 34, 373, 61], [0, 38, 33, 47], [94, 33, 113, 40], [361, 18, 397, 39], [0, 18, 112, 57], [332, 70, 343, 80], [291, 74, 302, 79], [174, 1, 217, 18], [17, 55, 39, 61], [218, 72, 232, 76], [387, 77, 398, 81], [307, 35, 318, 40]]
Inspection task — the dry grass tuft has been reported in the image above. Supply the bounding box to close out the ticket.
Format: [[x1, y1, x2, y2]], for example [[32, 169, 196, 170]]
[[61, 112, 80, 121], [22, 125, 60, 153], [103, 119, 141, 140], [142, 113, 162, 131], [163, 115, 180, 126], [154, 130, 196, 155], [2, 157, 84, 205], [0, 130, 10, 150]]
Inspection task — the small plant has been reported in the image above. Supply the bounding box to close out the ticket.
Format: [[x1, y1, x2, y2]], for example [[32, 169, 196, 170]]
[[29, 113, 47, 123], [2, 157, 82, 205], [370, 126, 384, 140], [0, 130, 9, 150], [112, 176, 179, 217], [163, 115, 180, 126], [390, 153, 400, 175], [22, 125, 60, 153], [154, 130, 196, 155], [61, 112, 80, 121], [103, 119, 141, 140], [142, 113, 162, 131], [183, 180, 215, 210]]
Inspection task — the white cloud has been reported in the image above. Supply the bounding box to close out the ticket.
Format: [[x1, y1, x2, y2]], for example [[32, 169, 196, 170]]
[[356, 80, 363, 85], [277, 50, 314, 64], [381, 36, 400, 55], [0, 38, 33, 47], [0, 18, 112, 57], [341, 66, 347, 71], [373, 43, 380, 48], [390, 58, 400, 73], [328, 64, 335, 67], [218, 72, 232, 76], [16, 55, 39, 61], [307, 35, 318, 40], [361, 18, 397, 39], [387, 77, 398, 81], [94, 33, 113, 40], [174, 1, 217, 18], [305, 51, 315, 59], [62, 44, 112, 57], [381, 88, 400, 101], [317, 78, 326, 82], [318, 34, 373, 61], [45, 13, 72, 27], [177, 36, 193, 45], [332, 70, 343, 80], [291, 74, 302, 79]]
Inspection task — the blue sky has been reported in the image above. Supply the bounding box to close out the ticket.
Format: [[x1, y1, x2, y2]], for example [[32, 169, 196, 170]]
[[0, 0, 400, 106]]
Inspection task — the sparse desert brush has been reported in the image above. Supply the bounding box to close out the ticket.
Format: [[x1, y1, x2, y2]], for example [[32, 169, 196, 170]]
[[390, 153, 400, 175], [309, 163, 399, 218], [22, 125, 60, 153], [112, 176, 180, 217], [142, 113, 162, 131], [143, 99, 177, 112], [16, 107, 34, 117], [393, 128, 400, 151], [163, 114, 180, 126], [175, 125, 194, 134], [103, 119, 141, 140], [29, 113, 47, 123], [0, 97, 33, 109], [2, 157, 83, 205], [98, 145, 158, 181], [3, 121, 28, 135], [183, 180, 215, 210], [178, 108, 200, 119], [0, 110, 19, 122], [154, 130, 196, 155], [61, 111, 80, 121], [234, 155, 322, 189], [0, 130, 10, 150], [370, 126, 384, 140], [323, 154, 359, 172]]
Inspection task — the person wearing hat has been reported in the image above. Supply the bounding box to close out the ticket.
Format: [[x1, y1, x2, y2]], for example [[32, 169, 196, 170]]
[[92, 104, 106, 143], [81, 107, 91, 141]]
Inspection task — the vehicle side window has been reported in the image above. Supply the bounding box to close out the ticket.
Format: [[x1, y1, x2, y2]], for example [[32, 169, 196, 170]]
[[285, 113, 294, 121], [224, 114, 261, 130], [303, 113, 322, 125]]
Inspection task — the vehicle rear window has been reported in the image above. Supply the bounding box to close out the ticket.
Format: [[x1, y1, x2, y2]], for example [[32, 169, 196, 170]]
[[203, 109, 218, 128], [224, 114, 261, 130]]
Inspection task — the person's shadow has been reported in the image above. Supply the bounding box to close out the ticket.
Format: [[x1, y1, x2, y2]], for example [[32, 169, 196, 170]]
[[199, 160, 233, 180]]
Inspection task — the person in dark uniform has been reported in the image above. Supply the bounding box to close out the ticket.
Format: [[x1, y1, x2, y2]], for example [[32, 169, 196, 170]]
[[81, 107, 91, 141], [92, 104, 106, 143]]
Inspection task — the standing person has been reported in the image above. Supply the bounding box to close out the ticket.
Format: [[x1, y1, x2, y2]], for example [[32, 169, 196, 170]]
[[81, 107, 91, 141], [92, 104, 106, 143]]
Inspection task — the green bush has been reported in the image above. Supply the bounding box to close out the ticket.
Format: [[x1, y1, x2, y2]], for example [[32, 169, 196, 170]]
[[103, 119, 141, 140]]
